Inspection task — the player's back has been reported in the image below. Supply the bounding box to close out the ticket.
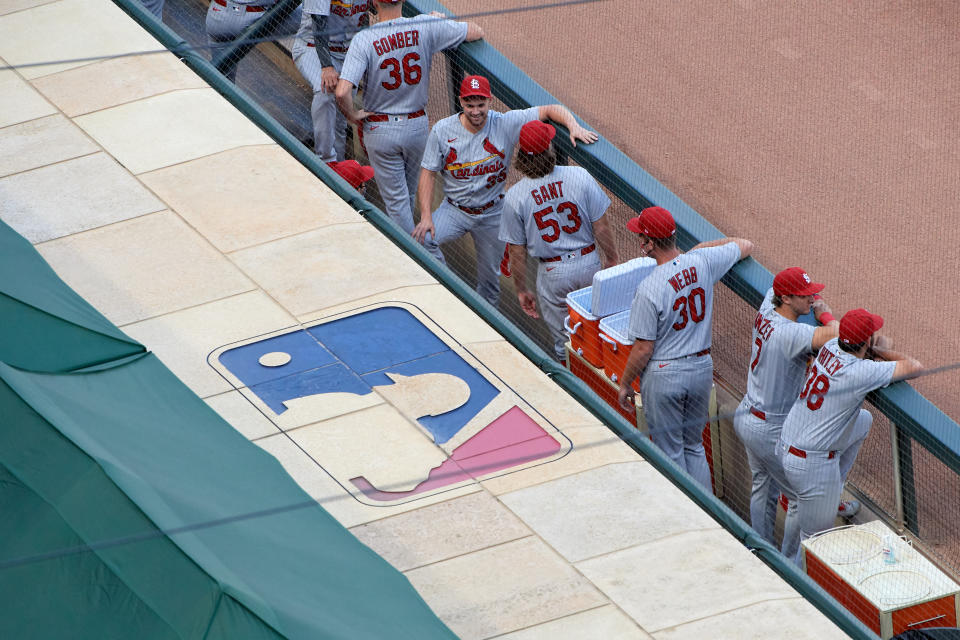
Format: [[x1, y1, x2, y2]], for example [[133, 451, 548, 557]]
[[781, 338, 895, 451], [502, 165, 610, 258], [340, 15, 467, 114], [743, 288, 816, 419], [630, 243, 740, 360], [296, 0, 369, 49]]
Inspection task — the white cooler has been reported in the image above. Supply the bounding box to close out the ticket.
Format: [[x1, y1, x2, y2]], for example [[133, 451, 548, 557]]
[[565, 257, 656, 368]]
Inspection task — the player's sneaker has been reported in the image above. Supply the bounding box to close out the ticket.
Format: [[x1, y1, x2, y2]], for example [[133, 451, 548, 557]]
[[837, 500, 861, 517]]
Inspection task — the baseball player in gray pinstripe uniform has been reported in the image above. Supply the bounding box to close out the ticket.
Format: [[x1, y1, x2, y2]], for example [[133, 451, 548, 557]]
[[412, 75, 598, 307], [617, 206, 752, 489], [499, 119, 619, 359], [293, 0, 369, 161], [205, 0, 301, 82], [779, 308, 922, 563], [733, 267, 841, 551], [335, 1, 483, 233]]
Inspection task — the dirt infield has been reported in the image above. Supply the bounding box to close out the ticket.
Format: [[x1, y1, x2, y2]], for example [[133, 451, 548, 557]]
[[443, 0, 960, 422]]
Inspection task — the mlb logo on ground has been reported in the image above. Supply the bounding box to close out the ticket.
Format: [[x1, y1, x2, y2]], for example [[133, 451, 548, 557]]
[[210, 303, 571, 505]]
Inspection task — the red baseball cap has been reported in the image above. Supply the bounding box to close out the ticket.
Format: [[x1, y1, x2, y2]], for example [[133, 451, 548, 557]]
[[459, 75, 492, 99], [327, 160, 374, 190], [626, 206, 676, 239], [518, 120, 556, 155], [773, 267, 825, 297], [839, 308, 884, 345]]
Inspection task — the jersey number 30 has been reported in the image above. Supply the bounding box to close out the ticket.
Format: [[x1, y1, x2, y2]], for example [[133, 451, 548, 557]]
[[672, 288, 706, 331], [380, 53, 422, 90], [799, 364, 830, 410], [533, 202, 581, 242]]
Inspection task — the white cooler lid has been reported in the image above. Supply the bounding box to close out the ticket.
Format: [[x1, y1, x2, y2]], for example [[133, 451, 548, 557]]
[[590, 257, 656, 318]]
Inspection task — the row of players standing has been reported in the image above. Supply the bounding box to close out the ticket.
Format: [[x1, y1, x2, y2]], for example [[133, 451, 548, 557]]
[[193, 0, 617, 359], [194, 0, 929, 560], [296, 0, 617, 362], [613, 205, 923, 563]]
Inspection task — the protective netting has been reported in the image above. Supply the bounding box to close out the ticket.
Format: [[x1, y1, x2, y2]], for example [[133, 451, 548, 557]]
[[138, 0, 960, 630]]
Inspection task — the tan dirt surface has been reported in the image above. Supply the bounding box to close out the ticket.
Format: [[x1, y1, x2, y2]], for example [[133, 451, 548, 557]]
[[444, 0, 960, 423]]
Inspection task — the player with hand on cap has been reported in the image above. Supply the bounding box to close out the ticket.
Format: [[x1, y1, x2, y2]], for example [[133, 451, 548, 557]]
[[413, 74, 599, 306], [734, 267, 840, 551], [335, 1, 484, 234], [499, 119, 619, 360], [617, 207, 752, 489], [778, 308, 922, 563]]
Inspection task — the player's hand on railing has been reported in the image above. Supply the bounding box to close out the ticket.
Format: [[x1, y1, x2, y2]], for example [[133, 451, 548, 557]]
[[569, 124, 599, 147], [517, 290, 538, 318], [411, 218, 435, 244]]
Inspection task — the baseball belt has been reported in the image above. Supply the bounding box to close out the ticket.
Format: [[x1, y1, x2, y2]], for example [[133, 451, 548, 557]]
[[787, 445, 837, 459], [212, 0, 268, 11], [365, 109, 426, 122], [540, 244, 596, 263], [306, 43, 349, 53], [749, 407, 767, 420], [447, 194, 504, 216]]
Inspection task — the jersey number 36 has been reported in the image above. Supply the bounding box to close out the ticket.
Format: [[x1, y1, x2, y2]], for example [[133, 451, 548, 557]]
[[379, 53, 422, 90]]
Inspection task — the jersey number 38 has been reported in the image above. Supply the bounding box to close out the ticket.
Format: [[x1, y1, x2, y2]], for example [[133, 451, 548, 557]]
[[799, 364, 830, 410]]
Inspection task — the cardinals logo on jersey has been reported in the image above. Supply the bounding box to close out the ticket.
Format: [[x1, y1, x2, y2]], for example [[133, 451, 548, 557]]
[[482, 137, 505, 159], [211, 303, 570, 505], [444, 138, 505, 181]]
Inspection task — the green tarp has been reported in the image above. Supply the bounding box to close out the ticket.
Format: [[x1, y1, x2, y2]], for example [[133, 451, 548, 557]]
[[0, 219, 145, 372], [0, 353, 456, 639]]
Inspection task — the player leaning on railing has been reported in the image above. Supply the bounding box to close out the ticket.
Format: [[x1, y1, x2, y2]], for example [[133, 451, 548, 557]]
[[618, 207, 752, 489], [778, 308, 923, 564]]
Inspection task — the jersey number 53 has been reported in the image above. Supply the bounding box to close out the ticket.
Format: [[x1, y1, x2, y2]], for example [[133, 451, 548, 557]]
[[533, 202, 581, 242]]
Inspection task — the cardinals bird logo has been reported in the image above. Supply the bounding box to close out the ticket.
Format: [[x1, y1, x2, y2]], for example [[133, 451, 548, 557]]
[[443, 138, 506, 179]]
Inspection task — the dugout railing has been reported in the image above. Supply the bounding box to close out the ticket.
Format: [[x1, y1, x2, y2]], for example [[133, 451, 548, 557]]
[[112, 0, 960, 636]]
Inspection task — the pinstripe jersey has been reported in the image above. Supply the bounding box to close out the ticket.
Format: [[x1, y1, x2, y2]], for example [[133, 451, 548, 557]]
[[339, 15, 467, 114], [780, 338, 895, 451], [743, 288, 817, 419], [297, 0, 369, 56], [499, 165, 610, 257], [422, 108, 539, 208], [628, 243, 740, 360]]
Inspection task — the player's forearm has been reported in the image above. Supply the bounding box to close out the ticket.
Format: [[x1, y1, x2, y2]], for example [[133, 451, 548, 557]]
[[508, 244, 528, 291], [869, 346, 913, 363], [690, 237, 753, 259], [335, 80, 358, 119], [539, 104, 577, 129], [310, 14, 334, 68], [592, 216, 619, 266], [622, 339, 654, 385], [417, 169, 436, 219]]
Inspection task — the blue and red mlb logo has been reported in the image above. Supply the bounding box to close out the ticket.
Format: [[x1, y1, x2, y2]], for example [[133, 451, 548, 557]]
[[211, 304, 570, 505]]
